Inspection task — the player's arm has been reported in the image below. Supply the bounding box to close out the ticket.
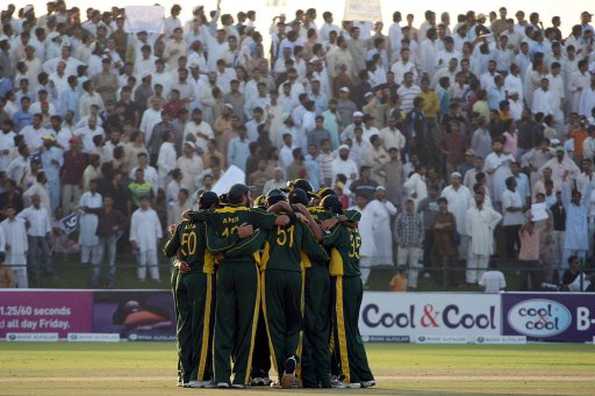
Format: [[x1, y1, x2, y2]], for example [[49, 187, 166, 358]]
[[205, 221, 239, 253], [301, 224, 329, 262], [163, 223, 182, 257], [249, 207, 289, 230], [322, 223, 345, 248], [225, 229, 266, 257], [294, 203, 322, 241]]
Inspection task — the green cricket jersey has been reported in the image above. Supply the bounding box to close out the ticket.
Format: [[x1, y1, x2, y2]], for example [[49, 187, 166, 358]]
[[205, 205, 277, 262], [163, 220, 215, 274], [322, 222, 362, 277], [261, 218, 328, 272]]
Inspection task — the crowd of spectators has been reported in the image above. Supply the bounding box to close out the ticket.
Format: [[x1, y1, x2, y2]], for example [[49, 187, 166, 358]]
[[0, 2, 594, 291]]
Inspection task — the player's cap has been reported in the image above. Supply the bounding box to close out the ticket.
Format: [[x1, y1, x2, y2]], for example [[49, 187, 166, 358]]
[[291, 178, 314, 195], [253, 194, 267, 208], [320, 194, 343, 215], [198, 191, 218, 210], [289, 188, 309, 206], [316, 187, 336, 200], [266, 188, 286, 206], [228, 183, 250, 204]]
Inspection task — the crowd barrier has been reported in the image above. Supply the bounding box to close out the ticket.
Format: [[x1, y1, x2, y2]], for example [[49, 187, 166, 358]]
[[1, 290, 594, 343]]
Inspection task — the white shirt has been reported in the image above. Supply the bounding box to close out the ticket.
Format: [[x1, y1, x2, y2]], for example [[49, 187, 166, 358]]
[[0, 217, 28, 264], [157, 142, 177, 182], [441, 184, 472, 235], [184, 121, 214, 153], [21, 125, 50, 152], [139, 108, 162, 144], [17, 206, 51, 237], [391, 60, 417, 84], [129, 208, 163, 252], [79, 191, 103, 246], [532, 88, 556, 116], [479, 270, 506, 293], [501, 189, 526, 226], [331, 157, 359, 190]]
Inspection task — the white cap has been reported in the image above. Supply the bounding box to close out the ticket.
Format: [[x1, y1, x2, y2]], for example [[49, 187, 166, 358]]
[[339, 87, 350, 93], [450, 172, 462, 179], [353, 111, 364, 117], [338, 144, 350, 151]]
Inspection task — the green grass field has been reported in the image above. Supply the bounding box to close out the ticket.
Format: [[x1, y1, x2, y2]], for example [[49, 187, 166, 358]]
[[1, 342, 595, 396]]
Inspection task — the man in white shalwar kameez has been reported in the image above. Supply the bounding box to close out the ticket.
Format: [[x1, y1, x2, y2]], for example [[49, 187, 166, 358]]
[[465, 191, 502, 284], [367, 187, 397, 267], [441, 172, 472, 258], [156, 132, 177, 189], [0, 207, 29, 287], [484, 140, 514, 208], [350, 194, 377, 286], [578, 75, 595, 119], [78, 180, 103, 282], [569, 61, 590, 114], [130, 197, 163, 282]]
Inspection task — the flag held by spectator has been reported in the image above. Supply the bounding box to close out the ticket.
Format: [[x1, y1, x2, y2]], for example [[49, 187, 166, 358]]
[[60, 212, 80, 235]]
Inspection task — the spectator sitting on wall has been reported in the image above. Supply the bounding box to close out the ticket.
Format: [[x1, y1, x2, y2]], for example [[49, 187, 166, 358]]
[[478, 260, 506, 293], [561, 256, 593, 292]]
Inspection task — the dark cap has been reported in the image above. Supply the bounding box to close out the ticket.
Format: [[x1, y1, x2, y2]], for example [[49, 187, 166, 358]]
[[292, 178, 312, 192], [198, 191, 218, 209], [266, 188, 286, 206], [289, 188, 309, 206], [228, 183, 249, 204], [320, 194, 343, 215], [317, 187, 336, 200]]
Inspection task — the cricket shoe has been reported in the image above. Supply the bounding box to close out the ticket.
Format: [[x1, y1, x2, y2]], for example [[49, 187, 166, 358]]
[[216, 382, 230, 388], [332, 381, 362, 389], [186, 380, 214, 388], [361, 380, 376, 388], [251, 376, 272, 386], [231, 383, 247, 389], [280, 356, 299, 389]]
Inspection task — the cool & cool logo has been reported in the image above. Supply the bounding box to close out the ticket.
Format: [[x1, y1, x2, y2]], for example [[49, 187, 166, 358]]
[[507, 299, 572, 337]]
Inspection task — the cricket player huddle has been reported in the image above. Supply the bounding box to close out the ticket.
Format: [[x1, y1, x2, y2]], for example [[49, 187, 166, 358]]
[[163, 179, 375, 389]]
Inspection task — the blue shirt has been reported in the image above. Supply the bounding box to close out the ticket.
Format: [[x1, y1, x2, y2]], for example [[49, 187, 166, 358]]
[[12, 111, 33, 132], [304, 155, 321, 191], [487, 87, 506, 110], [227, 137, 250, 171]]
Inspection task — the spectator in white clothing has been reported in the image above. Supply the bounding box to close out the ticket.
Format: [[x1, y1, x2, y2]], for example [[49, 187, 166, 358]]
[[130, 196, 163, 282]]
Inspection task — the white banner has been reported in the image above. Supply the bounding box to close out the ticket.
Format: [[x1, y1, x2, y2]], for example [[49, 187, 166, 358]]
[[124, 6, 164, 34], [212, 165, 246, 196], [343, 0, 382, 22], [359, 292, 501, 338]]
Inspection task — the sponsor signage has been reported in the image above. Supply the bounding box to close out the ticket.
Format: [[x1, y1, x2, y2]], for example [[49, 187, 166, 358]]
[[414, 335, 468, 344], [0, 291, 93, 338], [0, 290, 175, 341], [6, 332, 59, 342], [467, 335, 527, 345], [502, 293, 595, 342], [359, 293, 501, 338], [67, 333, 120, 342]]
